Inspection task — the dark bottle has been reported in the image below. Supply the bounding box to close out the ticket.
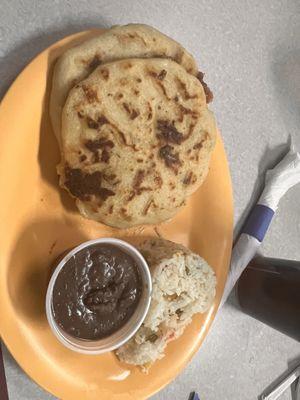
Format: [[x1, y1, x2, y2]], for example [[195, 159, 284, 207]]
[[237, 257, 300, 342]]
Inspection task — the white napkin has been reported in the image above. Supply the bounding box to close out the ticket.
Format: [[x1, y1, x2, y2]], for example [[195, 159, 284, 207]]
[[220, 146, 300, 307]]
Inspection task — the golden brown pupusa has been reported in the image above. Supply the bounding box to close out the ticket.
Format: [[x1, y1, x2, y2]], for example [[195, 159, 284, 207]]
[[58, 58, 216, 228]]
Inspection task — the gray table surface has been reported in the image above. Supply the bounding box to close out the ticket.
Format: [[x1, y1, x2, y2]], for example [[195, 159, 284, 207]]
[[1, 0, 300, 399]]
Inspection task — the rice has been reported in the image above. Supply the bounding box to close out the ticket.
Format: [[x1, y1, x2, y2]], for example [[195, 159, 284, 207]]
[[115, 238, 216, 372]]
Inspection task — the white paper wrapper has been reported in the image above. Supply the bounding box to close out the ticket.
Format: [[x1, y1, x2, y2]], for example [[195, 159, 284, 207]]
[[259, 147, 300, 209], [220, 147, 300, 307]]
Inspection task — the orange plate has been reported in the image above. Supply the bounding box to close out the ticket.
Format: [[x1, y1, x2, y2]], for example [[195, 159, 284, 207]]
[[0, 31, 233, 400]]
